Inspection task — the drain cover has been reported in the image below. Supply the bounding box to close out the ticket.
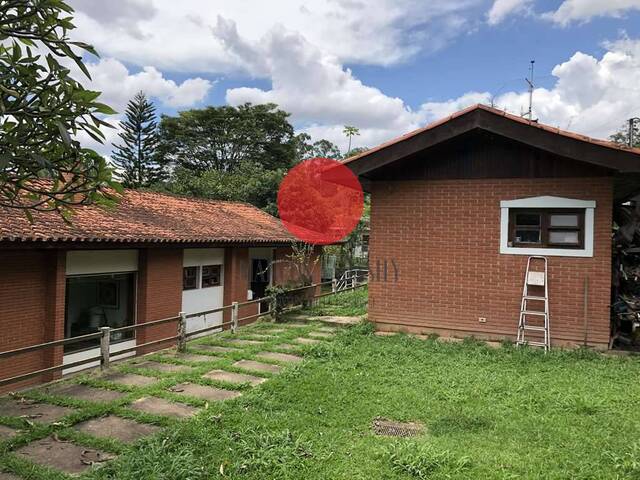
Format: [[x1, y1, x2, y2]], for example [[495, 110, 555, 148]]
[[372, 417, 424, 437]]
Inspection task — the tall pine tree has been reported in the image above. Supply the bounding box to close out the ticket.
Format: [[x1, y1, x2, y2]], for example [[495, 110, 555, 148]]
[[112, 92, 162, 188]]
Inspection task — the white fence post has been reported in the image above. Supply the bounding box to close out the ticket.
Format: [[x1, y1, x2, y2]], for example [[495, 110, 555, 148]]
[[231, 302, 239, 334], [178, 311, 187, 353], [100, 327, 111, 370], [332, 277, 337, 293]]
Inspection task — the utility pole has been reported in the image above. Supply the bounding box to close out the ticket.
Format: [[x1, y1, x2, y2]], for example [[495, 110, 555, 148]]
[[525, 60, 535, 121], [628, 117, 640, 148]]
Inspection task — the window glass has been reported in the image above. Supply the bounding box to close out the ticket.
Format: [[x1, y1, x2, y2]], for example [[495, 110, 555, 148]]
[[549, 230, 579, 244], [515, 213, 541, 226], [515, 230, 541, 244], [201, 265, 221, 288], [64, 273, 135, 352], [183, 266, 199, 290], [550, 214, 579, 227]]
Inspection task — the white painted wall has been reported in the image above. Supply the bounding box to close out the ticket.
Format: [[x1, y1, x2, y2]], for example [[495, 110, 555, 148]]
[[66, 250, 138, 275], [182, 248, 225, 336]]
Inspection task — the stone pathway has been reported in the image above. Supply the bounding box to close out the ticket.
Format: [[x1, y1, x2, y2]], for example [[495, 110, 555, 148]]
[[74, 415, 161, 443], [0, 319, 342, 478]]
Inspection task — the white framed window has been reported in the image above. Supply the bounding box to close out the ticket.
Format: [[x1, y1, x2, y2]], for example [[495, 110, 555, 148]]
[[499, 196, 595, 257]]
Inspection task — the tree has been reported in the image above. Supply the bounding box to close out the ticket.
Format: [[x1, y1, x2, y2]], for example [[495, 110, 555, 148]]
[[294, 133, 342, 161], [611, 120, 640, 148], [156, 103, 297, 173], [112, 91, 161, 188], [343, 125, 360, 153], [0, 0, 119, 218]]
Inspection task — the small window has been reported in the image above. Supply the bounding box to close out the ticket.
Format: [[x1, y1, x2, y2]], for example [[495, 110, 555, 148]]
[[201, 264, 221, 288], [509, 209, 583, 249], [183, 266, 199, 290]]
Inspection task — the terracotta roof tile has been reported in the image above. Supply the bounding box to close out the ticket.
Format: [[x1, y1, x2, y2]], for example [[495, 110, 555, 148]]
[[0, 189, 295, 245]]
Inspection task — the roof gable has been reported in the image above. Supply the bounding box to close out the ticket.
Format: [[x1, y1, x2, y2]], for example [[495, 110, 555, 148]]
[[344, 105, 640, 177]]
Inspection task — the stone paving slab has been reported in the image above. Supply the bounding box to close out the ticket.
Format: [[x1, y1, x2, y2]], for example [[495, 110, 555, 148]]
[[318, 326, 338, 332], [233, 360, 282, 374], [274, 343, 300, 351], [129, 397, 198, 418], [256, 352, 303, 363], [280, 322, 308, 327], [225, 339, 263, 346], [74, 415, 161, 443], [169, 383, 242, 402], [193, 345, 237, 354], [130, 360, 193, 374], [46, 383, 126, 403], [295, 337, 321, 345], [15, 435, 114, 475], [101, 372, 158, 388], [163, 353, 220, 363], [0, 398, 75, 424], [203, 369, 266, 386], [308, 331, 334, 338], [244, 334, 275, 340], [0, 424, 18, 441]]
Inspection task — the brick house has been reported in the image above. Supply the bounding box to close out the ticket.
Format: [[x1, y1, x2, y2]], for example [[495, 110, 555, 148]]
[[345, 104, 640, 349], [0, 189, 319, 392]]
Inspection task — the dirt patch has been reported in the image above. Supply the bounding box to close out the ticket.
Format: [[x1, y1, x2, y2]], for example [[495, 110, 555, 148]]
[[233, 360, 282, 374], [372, 418, 424, 437], [15, 435, 115, 475], [74, 415, 161, 443], [256, 352, 303, 363], [169, 383, 242, 402], [0, 424, 18, 441], [46, 383, 126, 403], [129, 397, 198, 418], [0, 471, 21, 479], [203, 369, 266, 386], [0, 398, 75, 424]]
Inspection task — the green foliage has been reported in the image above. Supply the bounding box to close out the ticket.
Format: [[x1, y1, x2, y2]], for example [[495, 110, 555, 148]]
[[0, 0, 119, 216], [295, 133, 342, 160], [163, 162, 284, 215], [610, 120, 640, 148], [157, 103, 297, 173], [112, 91, 162, 188], [343, 125, 360, 153], [385, 442, 471, 479]]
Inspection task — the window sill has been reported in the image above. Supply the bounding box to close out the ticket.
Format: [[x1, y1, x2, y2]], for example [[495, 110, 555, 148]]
[[499, 245, 592, 257]]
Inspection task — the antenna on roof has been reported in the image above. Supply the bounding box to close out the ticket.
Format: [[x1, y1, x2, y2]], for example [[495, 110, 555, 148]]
[[525, 60, 535, 121]]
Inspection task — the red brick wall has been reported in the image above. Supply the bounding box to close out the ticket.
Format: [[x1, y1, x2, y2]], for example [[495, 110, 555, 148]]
[[136, 248, 183, 353], [222, 247, 259, 326], [369, 177, 613, 348], [0, 250, 66, 393]]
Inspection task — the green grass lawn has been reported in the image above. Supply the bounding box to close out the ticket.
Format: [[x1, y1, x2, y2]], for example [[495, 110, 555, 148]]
[[4, 315, 640, 479], [302, 285, 368, 317]]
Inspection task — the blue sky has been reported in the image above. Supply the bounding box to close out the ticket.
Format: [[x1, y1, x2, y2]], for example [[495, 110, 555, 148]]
[[67, 0, 640, 155]]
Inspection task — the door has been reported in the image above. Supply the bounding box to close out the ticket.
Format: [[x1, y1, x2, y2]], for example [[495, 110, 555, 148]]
[[251, 258, 271, 313], [181, 249, 224, 337]]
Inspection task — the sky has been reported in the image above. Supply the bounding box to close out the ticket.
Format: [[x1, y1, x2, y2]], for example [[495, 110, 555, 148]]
[[65, 0, 640, 156]]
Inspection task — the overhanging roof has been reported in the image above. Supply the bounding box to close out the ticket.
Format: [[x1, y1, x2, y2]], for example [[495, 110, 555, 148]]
[[344, 104, 640, 180]]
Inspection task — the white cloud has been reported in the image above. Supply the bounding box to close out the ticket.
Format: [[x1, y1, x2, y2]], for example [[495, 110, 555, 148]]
[[68, 0, 483, 73], [84, 58, 212, 113], [544, 0, 640, 26], [487, 0, 533, 25], [413, 38, 640, 140]]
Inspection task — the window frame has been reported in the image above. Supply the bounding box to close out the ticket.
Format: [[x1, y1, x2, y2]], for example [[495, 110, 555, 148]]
[[183, 266, 199, 291], [499, 196, 595, 258], [508, 208, 585, 249], [201, 264, 222, 288]]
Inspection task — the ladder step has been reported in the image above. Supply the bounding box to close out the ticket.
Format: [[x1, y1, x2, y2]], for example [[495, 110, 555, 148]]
[[524, 296, 546, 301], [524, 341, 548, 347], [522, 325, 547, 332], [521, 310, 547, 316]]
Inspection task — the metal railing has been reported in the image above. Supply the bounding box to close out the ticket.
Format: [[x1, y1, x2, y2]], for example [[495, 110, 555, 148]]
[[335, 269, 369, 291], [0, 280, 368, 389]]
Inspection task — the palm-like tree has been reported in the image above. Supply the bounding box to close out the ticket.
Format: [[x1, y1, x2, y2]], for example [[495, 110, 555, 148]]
[[343, 125, 360, 154]]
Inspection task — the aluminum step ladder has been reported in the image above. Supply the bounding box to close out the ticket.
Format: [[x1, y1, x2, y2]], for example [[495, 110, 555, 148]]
[[516, 256, 550, 351]]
